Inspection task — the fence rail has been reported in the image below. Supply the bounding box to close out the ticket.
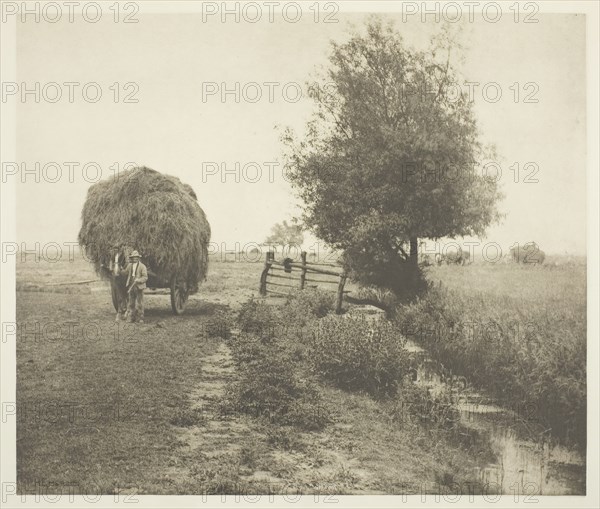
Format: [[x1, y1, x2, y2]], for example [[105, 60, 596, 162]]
[[259, 251, 347, 314]]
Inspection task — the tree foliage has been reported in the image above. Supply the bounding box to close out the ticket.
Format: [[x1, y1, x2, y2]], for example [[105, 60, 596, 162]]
[[283, 19, 502, 296], [264, 220, 304, 248]]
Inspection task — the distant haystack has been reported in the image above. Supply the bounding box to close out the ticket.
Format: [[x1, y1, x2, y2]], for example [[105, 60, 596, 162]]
[[510, 243, 545, 265], [78, 166, 211, 292]]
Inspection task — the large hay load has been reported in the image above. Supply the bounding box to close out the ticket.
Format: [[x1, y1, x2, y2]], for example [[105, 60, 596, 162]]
[[78, 166, 211, 314]]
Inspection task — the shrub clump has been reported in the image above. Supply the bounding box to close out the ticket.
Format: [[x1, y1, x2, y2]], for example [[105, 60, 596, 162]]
[[237, 299, 279, 337], [280, 288, 336, 327], [307, 315, 412, 397], [223, 331, 330, 431], [294, 288, 336, 318], [200, 310, 235, 339]]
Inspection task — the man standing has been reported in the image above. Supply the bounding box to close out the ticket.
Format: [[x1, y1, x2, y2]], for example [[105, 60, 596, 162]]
[[125, 250, 148, 323], [113, 250, 129, 322], [102, 246, 129, 322]]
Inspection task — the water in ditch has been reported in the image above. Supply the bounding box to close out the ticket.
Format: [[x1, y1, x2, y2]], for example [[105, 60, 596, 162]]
[[348, 306, 586, 495], [408, 340, 585, 495]]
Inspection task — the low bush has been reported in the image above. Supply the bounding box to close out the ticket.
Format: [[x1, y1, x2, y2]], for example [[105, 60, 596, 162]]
[[355, 286, 398, 311], [306, 315, 413, 397], [281, 288, 336, 325], [203, 311, 234, 339], [237, 299, 279, 336], [223, 331, 330, 431]]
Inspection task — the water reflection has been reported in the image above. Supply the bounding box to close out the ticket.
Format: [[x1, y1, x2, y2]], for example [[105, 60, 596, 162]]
[[411, 338, 585, 495], [347, 307, 585, 495]]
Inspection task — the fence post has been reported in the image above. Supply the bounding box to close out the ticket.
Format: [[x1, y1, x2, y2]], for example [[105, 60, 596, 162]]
[[300, 251, 307, 289], [259, 251, 273, 296], [336, 273, 347, 314]]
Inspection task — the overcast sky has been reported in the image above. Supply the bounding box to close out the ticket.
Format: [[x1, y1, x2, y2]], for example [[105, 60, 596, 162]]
[[14, 8, 587, 255]]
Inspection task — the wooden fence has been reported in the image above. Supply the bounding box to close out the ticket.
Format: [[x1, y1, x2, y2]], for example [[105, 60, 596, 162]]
[[259, 251, 348, 314]]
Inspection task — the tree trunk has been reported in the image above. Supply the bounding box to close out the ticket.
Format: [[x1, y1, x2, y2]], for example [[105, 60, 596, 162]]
[[409, 237, 418, 266]]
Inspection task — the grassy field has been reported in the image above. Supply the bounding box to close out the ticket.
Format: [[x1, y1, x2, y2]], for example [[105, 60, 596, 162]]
[[15, 253, 586, 494]]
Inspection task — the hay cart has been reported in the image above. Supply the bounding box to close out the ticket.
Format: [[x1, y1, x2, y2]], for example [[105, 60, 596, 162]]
[[79, 167, 211, 317], [108, 252, 193, 315]]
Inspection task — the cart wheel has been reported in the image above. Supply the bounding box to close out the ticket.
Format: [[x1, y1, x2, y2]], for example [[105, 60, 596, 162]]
[[110, 280, 120, 312], [170, 280, 189, 315]]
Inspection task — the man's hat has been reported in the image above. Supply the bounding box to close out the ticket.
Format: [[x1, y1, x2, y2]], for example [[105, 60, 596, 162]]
[[129, 250, 142, 259]]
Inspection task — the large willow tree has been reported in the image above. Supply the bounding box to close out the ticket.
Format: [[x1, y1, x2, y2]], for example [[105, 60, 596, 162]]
[[283, 19, 502, 296]]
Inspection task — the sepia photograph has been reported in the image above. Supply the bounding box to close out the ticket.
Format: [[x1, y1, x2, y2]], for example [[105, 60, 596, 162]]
[[0, 1, 598, 507]]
